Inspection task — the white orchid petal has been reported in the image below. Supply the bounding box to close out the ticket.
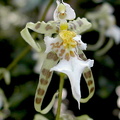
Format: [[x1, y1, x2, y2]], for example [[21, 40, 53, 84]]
[[68, 17, 92, 34], [26, 21, 57, 36], [106, 25, 120, 44], [51, 57, 94, 109], [73, 35, 87, 50], [54, 1, 76, 21], [63, 2, 76, 20], [20, 26, 41, 52], [44, 36, 60, 53]]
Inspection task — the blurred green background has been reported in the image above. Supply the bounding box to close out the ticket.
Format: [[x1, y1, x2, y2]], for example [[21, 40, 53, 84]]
[[0, 0, 120, 120]]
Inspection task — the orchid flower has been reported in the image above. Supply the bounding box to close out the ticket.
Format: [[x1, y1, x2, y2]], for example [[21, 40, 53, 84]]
[[21, 0, 95, 114], [86, 3, 120, 44], [86, 3, 120, 56]]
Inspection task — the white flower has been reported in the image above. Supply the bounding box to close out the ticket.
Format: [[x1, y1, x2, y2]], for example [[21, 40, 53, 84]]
[[105, 25, 120, 44], [86, 3, 115, 29], [21, 0, 94, 114], [44, 26, 94, 108], [51, 57, 93, 109], [86, 2, 120, 47]]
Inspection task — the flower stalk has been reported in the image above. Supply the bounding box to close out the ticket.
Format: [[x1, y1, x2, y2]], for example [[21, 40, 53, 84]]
[[0, 46, 31, 80], [40, 0, 55, 21], [55, 73, 65, 120]]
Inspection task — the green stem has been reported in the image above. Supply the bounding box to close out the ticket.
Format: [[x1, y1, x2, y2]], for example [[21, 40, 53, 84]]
[[0, 46, 31, 80], [55, 73, 65, 120], [40, 0, 55, 21]]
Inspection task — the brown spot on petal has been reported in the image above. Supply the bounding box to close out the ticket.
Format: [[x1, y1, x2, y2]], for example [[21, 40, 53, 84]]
[[47, 52, 58, 61], [37, 88, 45, 96], [79, 53, 87, 61], [40, 78, 48, 85], [36, 97, 42, 104], [42, 68, 52, 78], [35, 23, 41, 29], [77, 20, 83, 26], [56, 42, 59, 45], [71, 23, 76, 29], [90, 87, 95, 93], [56, 26, 59, 33], [84, 71, 92, 79], [70, 51, 75, 57], [65, 53, 70, 61], [59, 49, 65, 56], [87, 80, 93, 86], [45, 25, 53, 31]]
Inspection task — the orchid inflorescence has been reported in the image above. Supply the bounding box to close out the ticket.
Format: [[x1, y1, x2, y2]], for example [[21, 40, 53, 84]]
[[86, 3, 120, 56], [21, 0, 95, 114]]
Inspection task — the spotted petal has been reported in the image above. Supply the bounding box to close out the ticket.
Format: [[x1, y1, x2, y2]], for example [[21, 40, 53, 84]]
[[25, 21, 58, 36], [44, 36, 60, 53], [51, 57, 94, 109], [79, 49, 95, 103], [68, 17, 92, 35], [34, 52, 59, 114], [20, 21, 58, 52]]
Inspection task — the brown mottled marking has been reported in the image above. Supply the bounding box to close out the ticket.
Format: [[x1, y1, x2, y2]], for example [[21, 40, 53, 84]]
[[56, 27, 59, 33], [45, 25, 53, 31], [77, 20, 83, 26], [56, 42, 59, 45], [84, 71, 92, 79], [90, 87, 95, 93], [79, 53, 87, 61], [60, 42, 63, 46], [70, 51, 75, 57], [51, 43, 55, 49], [36, 97, 42, 104], [55, 42, 61, 48], [65, 53, 70, 61], [35, 23, 41, 29], [42, 68, 52, 78], [59, 49, 65, 56], [55, 49, 58, 53], [37, 88, 45, 96], [40, 78, 48, 85], [47, 52, 58, 61], [71, 23, 76, 29], [87, 80, 93, 86]]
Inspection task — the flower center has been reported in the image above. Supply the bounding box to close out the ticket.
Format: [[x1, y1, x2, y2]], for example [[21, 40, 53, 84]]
[[59, 30, 77, 49]]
